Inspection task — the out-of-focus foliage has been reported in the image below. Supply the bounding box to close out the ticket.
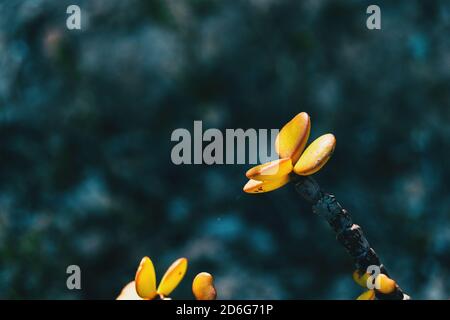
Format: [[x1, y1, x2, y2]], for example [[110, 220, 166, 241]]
[[0, 0, 449, 299]]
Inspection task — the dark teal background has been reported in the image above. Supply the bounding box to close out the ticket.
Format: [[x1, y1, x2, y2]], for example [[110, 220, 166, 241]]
[[0, 0, 449, 299]]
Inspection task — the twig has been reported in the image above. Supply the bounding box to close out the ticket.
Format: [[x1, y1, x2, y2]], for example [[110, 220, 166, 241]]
[[292, 175, 410, 300]]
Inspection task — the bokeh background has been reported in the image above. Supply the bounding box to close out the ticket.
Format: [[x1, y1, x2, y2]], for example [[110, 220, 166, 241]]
[[1, 0, 449, 299]]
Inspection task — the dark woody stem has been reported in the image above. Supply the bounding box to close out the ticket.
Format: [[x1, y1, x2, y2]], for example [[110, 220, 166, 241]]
[[291, 174, 410, 300]]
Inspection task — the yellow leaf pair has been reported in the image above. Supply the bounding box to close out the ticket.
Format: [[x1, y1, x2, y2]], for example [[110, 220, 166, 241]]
[[243, 112, 336, 193], [117, 256, 217, 300], [137, 256, 187, 299], [353, 270, 397, 300], [117, 256, 187, 300]]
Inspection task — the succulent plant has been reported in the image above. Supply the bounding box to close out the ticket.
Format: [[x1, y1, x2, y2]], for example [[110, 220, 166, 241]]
[[118, 113, 410, 301], [353, 270, 397, 300], [243, 112, 410, 300], [243, 112, 336, 193], [117, 256, 216, 300]]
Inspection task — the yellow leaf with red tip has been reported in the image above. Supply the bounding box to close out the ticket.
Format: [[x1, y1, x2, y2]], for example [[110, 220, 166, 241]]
[[357, 290, 375, 300], [157, 258, 188, 297], [245, 158, 293, 181], [275, 112, 311, 164], [117, 281, 143, 300], [192, 272, 217, 300], [294, 133, 336, 175], [376, 274, 396, 294], [243, 175, 290, 194], [135, 257, 157, 300]]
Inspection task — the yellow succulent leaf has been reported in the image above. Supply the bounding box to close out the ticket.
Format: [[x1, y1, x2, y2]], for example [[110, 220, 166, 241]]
[[356, 290, 375, 300], [352, 270, 370, 288], [375, 274, 396, 294], [116, 281, 143, 300], [192, 272, 217, 300], [245, 158, 293, 181], [275, 112, 311, 164], [157, 258, 188, 297], [293, 133, 336, 175], [243, 175, 290, 194], [135, 256, 157, 300]]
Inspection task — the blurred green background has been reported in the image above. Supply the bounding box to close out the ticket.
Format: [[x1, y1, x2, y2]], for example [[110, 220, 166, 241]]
[[0, 0, 449, 299]]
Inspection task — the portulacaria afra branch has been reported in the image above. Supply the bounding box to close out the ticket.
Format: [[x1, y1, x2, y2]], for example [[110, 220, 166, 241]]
[[292, 175, 410, 300]]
